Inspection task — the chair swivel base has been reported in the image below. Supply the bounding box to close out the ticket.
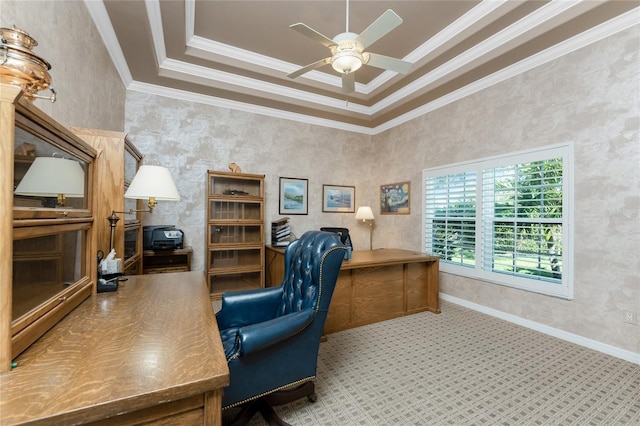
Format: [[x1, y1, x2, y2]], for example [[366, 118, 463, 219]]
[[228, 382, 317, 426]]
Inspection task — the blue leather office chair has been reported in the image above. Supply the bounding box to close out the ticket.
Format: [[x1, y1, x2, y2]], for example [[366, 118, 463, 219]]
[[217, 231, 346, 425]]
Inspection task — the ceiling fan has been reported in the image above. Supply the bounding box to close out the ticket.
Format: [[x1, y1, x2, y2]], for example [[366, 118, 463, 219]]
[[287, 0, 413, 94]]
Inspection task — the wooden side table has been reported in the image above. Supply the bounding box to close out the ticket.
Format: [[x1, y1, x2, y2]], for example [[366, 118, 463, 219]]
[[143, 246, 193, 274]]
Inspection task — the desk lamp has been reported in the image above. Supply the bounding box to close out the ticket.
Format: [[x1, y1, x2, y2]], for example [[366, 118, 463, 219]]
[[355, 206, 375, 250], [108, 165, 180, 251]]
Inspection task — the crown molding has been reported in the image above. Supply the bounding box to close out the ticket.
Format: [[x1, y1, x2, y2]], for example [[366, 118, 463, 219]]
[[83, 0, 133, 86], [365, 0, 508, 93], [157, 58, 371, 115], [126, 81, 376, 135], [145, 0, 166, 64]]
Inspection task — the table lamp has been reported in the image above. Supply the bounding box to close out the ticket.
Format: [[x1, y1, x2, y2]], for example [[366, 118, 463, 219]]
[[355, 206, 375, 250], [14, 156, 85, 207], [108, 165, 180, 251]]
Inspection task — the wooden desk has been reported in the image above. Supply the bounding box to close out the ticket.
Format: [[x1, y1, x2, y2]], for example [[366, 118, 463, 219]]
[[0, 271, 229, 425], [266, 247, 440, 334]]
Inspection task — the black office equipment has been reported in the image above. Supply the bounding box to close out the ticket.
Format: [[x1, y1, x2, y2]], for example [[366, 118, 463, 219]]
[[143, 225, 184, 250], [320, 227, 353, 249]]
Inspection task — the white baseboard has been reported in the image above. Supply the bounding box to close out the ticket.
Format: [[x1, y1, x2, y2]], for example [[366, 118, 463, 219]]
[[440, 294, 640, 365]]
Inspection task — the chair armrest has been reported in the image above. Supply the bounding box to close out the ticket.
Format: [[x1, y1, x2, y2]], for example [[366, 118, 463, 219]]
[[216, 286, 284, 329], [237, 310, 314, 357]]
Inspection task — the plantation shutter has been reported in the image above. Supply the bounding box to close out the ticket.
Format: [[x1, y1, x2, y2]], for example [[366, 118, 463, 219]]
[[424, 171, 477, 267], [481, 158, 564, 283]]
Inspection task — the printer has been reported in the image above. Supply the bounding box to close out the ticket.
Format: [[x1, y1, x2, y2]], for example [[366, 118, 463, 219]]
[[143, 225, 184, 250]]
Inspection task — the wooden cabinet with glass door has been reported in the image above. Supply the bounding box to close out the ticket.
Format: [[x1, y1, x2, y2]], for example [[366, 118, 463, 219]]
[[123, 138, 143, 274], [1, 84, 97, 371], [206, 170, 265, 299], [73, 130, 143, 276]]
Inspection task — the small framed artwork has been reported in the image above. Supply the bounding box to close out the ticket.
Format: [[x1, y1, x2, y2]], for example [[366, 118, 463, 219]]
[[322, 184, 355, 213], [380, 182, 410, 215], [279, 177, 308, 215]]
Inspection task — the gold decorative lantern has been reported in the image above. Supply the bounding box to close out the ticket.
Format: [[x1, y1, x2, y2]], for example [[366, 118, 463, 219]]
[[0, 26, 56, 102]]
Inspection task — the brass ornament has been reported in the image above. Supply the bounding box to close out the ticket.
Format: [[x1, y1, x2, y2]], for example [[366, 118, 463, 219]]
[[0, 26, 55, 102]]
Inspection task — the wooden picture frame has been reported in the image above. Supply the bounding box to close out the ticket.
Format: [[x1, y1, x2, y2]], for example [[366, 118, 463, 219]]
[[380, 182, 410, 214], [322, 184, 355, 213], [279, 177, 308, 215]]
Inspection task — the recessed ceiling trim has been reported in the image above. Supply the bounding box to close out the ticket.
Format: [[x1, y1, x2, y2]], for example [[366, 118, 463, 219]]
[[368, 0, 590, 112], [185, 35, 343, 89], [90, 1, 639, 134], [184, 0, 195, 44], [151, 1, 535, 116], [156, 0, 593, 118], [373, 10, 640, 135], [183, 0, 344, 91], [125, 9, 638, 138], [145, 0, 166, 65], [158, 58, 371, 115], [403, 0, 507, 64], [83, 0, 132, 85], [182, 0, 508, 97], [365, 0, 508, 93], [127, 81, 376, 136]]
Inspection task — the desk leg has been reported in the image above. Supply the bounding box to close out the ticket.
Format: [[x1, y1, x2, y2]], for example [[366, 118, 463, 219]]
[[204, 390, 223, 426]]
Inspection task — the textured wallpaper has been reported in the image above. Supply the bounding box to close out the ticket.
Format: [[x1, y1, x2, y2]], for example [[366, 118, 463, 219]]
[[126, 27, 638, 355], [1, 1, 125, 131], [125, 94, 373, 272]]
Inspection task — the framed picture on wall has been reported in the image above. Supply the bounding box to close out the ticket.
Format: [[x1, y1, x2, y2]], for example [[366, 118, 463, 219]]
[[322, 185, 355, 213], [279, 177, 308, 215], [380, 182, 410, 215]]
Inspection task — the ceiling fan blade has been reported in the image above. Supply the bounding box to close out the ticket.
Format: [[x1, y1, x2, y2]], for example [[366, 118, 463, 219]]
[[290, 23, 337, 48], [366, 53, 413, 74], [287, 57, 332, 79], [342, 72, 355, 94], [356, 9, 403, 49]]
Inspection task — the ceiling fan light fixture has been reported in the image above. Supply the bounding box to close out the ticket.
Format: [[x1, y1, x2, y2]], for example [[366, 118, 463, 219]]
[[331, 50, 363, 74]]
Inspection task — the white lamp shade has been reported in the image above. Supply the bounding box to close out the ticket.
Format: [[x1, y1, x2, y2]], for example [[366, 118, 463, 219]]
[[14, 157, 85, 197], [355, 206, 375, 221], [124, 165, 180, 201]]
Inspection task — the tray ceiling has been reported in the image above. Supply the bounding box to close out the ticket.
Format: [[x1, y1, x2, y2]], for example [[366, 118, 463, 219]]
[[88, 0, 639, 134]]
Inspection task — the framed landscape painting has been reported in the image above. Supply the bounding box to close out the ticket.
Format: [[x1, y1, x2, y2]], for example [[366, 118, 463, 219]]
[[279, 177, 308, 215], [380, 182, 410, 214], [322, 185, 355, 213]]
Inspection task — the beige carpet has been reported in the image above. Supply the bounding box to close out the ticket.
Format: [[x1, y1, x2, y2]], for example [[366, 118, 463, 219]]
[[222, 301, 640, 425]]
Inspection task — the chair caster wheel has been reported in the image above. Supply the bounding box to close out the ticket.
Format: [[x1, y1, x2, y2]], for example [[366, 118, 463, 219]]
[[307, 393, 317, 403]]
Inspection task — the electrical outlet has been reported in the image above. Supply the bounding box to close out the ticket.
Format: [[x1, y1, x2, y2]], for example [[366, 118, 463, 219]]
[[623, 310, 637, 325]]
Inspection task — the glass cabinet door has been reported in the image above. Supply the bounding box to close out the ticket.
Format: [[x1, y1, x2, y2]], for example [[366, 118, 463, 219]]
[[7, 97, 96, 360], [13, 126, 91, 218]]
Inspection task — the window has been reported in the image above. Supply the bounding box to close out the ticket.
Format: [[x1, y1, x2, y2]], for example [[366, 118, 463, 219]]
[[423, 144, 573, 299]]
